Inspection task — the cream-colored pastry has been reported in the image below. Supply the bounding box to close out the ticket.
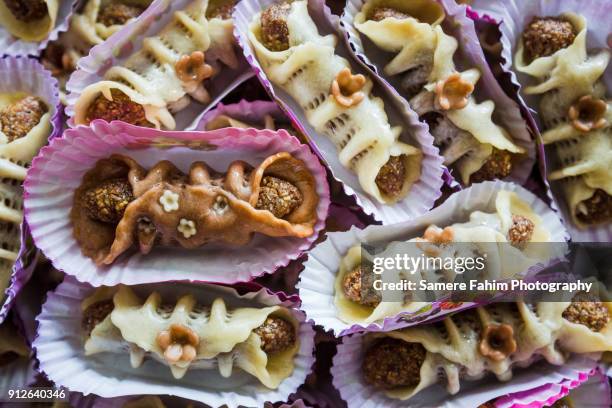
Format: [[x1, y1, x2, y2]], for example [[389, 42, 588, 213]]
[[353, 0, 525, 184], [515, 13, 611, 228], [248, 0, 422, 204], [82, 286, 300, 389], [0, 0, 60, 41]]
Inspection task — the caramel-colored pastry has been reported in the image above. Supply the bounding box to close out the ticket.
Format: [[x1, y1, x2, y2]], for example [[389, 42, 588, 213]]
[[248, 0, 423, 204], [71, 153, 320, 264], [361, 299, 612, 400], [72, 0, 239, 129], [353, 0, 526, 185], [334, 191, 551, 325], [515, 13, 611, 228], [0, 0, 59, 41], [0, 96, 48, 143], [82, 285, 300, 388]]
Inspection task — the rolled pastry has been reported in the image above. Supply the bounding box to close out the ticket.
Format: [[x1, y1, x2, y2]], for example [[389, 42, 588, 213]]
[[71, 153, 320, 264], [0, 92, 51, 304], [515, 13, 611, 228], [360, 296, 612, 400], [248, 0, 423, 204], [72, 0, 239, 130], [335, 190, 550, 324], [82, 285, 300, 388], [0, 0, 60, 41], [353, 0, 526, 184]]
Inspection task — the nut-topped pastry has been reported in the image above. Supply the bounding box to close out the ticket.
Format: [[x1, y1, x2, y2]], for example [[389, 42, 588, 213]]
[[71, 153, 320, 264], [81, 285, 301, 387], [351, 0, 527, 185], [0, 0, 62, 41], [357, 299, 611, 400], [71, 0, 240, 129], [515, 13, 611, 229], [248, 0, 423, 205], [334, 190, 550, 325]]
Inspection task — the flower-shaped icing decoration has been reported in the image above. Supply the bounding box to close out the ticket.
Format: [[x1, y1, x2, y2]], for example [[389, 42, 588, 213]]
[[175, 51, 214, 84], [331, 68, 366, 108], [159, 190, 179, 212], [434, 73, 474, 111], [156, 324, 200, 364], [177, 218, 196, 239], [416, 226, 454, 256], [479, 323, 517, 361], [568, 95, 608, 133]]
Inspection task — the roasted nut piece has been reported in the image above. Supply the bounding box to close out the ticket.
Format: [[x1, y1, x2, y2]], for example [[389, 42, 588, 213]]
[[568, 95, 608, 133], [522, 17, 576, 62], [369, 7, 409, 21], [260, 2, 291, 51], [256, 176, 303, 218], [507, 214, 534, 249], [156, 324, 200, 364], [2, 0, 48, 22], [342, 265, 381, 307], [575, 189, 612, 225], [82, 300, 114, 336], [469, 148, 513, 183], [97, 3, 145, 26], [375, 155, 406, 198], [206, 1, 236, 19], [253, 315, 296, 354], [562, 292, 609, 332], [84, 179, 135, 224], [85, 89, 152, 127], [479, 323, 517, 361], [363, 338, 426, 389], [0, 96, 48, 142], [331, 68, 366, 108]]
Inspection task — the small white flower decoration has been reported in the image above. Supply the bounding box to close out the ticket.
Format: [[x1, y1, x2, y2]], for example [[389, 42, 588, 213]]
[[159, 190, 179, 212], [177, 218, 196, 239]]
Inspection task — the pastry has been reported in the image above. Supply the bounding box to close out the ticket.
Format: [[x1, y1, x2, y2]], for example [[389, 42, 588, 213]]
[[71, 0, 240, 129], [82, 285, 300, 388], [71, 153, 320, 264], [353, 0, 526, 184], [515, 13, 611, 228], [0, 0, 62, 41], [334, 190, 550, 324], [248, 0, 423, 204], [360, 296, 611, 400]]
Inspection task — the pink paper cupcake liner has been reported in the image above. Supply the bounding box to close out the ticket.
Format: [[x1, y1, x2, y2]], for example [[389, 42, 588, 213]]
[[23, 120, 330, 286], [196, 99, 286, 131], [0, 0, 76, 57], [469, 0, 612, 242], [341, 0, 536, 188], [297, 180, 569, 336], [34, 277, 316, 408], [332, 333, 599, 408], [493, 367, 609, 408], [65, 0, 254, 131], [234, 0, 445, 225], [0, 57, 62, 324]]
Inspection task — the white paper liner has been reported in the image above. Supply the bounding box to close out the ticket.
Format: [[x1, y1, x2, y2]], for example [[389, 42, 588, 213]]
[[296, 180, 569, 336], [0, 0, 76, 57], [341, 0, 536, 187], [495, 368, 610, 408], [23, 120, 330, 286], [34, 277, 315, 408], [469, 0, 612, 242], [234, 0, 445, 225], [65, 0, 253, 131], [332, 332, 599, 408]]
